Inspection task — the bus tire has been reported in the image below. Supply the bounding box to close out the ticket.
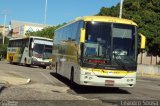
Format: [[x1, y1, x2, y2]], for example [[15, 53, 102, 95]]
[[24, 58, 27, 66], [55, 62, 58, 74], [42, 66, 46, 69], [70, 67, 75, 88], [24, 58, 30, 67], [9, 56, 13, 64]]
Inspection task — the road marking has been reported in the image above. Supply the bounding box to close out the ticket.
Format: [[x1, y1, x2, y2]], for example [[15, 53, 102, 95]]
[[40, 72, 55, 85]]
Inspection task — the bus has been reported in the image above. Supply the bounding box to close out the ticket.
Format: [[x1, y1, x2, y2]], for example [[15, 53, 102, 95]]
[[52, 16, 146, 87], [7, 36, 53, 69]]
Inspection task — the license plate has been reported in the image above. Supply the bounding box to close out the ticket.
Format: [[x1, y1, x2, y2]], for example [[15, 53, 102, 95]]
[[105, 80, 114, 86]]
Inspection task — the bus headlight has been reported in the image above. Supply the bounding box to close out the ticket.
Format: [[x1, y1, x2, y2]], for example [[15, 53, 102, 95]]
[[127, 79, 130, 82], [84, 76, 88, 79], [32, 58, 38, 61], [89, 77, 92, 80], [127, 79, 134, 82]]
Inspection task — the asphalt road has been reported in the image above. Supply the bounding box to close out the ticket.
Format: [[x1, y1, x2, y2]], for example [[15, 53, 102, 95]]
[[0, 61, 160, 106]]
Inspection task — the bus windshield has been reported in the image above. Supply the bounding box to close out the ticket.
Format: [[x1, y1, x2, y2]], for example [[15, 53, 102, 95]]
[[33, 44, 52, 59], [112, 24, 136, 67], [43, 45, 52, 59], [85, 22, 111, 58], [83, 22, 137, 69]]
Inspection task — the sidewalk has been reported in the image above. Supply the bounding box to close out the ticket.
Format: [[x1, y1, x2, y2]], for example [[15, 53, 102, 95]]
[[137, 73, 160, 81], [0, 69, 31, 93], [0, 73, 103, 105]]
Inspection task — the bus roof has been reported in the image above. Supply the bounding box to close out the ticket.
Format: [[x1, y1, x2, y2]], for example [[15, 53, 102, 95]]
[[58, 16, 137, 30], [79, 16, 137, 26], [9, 36, 52, 41]]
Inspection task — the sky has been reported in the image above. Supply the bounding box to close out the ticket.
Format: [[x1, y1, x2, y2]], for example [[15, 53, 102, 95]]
[[0, 0, 120, 26]]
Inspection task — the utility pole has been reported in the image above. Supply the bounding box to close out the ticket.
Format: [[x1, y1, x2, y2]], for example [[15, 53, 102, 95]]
[[119, 0, 123, 18], [2, 10, 8, 45], [44, 0, 48, 27]]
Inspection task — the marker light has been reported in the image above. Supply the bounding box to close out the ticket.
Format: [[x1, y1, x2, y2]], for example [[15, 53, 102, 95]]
[[88, 59, 106, 64]]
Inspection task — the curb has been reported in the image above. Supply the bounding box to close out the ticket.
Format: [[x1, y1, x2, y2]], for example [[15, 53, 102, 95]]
[[0, 85, 4, 92], [0, 81, 7, 92], [0, 85, 5, 92], [0, 80, 9, 87]]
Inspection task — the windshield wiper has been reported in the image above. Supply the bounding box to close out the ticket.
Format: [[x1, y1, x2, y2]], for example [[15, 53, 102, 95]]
[[114, 53, 137, 71], [113, 50, 130, 71]]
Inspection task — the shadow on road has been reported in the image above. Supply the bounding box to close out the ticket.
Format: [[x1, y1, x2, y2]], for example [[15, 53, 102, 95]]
[[7, 62, 42, 69], [50, 72, 131, 94]]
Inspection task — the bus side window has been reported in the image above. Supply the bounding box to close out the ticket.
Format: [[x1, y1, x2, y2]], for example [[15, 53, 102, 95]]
[[8, 41, 11, 47]]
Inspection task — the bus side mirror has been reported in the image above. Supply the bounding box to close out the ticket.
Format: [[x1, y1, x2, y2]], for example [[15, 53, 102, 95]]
[[139, 33, 146, 49], [31, 42, 34, 49], [80, 28, 86, 43]]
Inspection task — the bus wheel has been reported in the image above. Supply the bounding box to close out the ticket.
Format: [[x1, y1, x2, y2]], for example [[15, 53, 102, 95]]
[[24, 58, 27, 66], [42, 66, 46, 69], [24, 58, 30, 67], [70, 67, 75, 88], [9, 56, 13, 64], [55, 62, 58, 74]]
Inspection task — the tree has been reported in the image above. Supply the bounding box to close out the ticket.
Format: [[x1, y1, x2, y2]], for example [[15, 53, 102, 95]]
[[0, 33, 9, 59], [25, 26, 55, 39]]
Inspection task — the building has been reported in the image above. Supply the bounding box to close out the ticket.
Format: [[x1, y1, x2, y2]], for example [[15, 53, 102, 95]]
[[0, 25, 4, 34], [10, 20, 48, 38], [0, 25, 9, 44], [0, 25, 9, 35]]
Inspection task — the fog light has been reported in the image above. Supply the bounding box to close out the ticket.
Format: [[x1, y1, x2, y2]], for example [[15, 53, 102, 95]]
[[127, 79, 130, 82], [84, 76, 88, 79], [131, 79, 134, 81], [89, 77, 92, 80]]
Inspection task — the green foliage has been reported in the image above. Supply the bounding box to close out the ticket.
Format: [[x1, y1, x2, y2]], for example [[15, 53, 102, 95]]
[[0, 33, 2, 36], [25, 26, 55, 39], [0, 34, 9, 59], [97, 0, 160, 56], [0, 45, 7, 59]]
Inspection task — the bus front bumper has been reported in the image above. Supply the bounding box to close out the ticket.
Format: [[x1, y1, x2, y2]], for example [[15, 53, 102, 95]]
[[79, 74, 136, 87], [31, 60, 51, 67]]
